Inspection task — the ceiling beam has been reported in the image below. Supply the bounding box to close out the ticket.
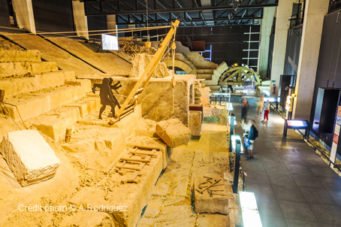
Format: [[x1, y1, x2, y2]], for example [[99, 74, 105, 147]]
[[85, 2, 278, 16]]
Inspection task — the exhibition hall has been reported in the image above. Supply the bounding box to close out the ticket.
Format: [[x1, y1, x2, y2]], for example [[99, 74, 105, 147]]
[[0, 0, 340, 226]]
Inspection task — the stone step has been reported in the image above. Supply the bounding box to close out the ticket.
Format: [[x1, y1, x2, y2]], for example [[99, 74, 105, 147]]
[[2, 79, 91, 121], [69, 138, 166, 227], [28, 95, 100, 141], [0, 49, 41, 62], [197, 73, 213, 80], [0, 61, 58, 78], [0, 71, 76, 98]]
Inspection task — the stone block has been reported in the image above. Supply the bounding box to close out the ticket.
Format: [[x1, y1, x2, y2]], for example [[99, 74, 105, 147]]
[[4, 81, 90, 121], [0, 71, 72, 97], [130, 53, 170, 78], [196, 214, 229, 227], [135, 119, 156, 137], [193, 175, 234, 215], [0, 130, 60, 186], [0, 49, 41, 62], [30, 107, 81, 141], [189, 111, 202, 136], [156, 118, 191, 148], [0, 61, 58, 77], [141, 78, 191, 125]]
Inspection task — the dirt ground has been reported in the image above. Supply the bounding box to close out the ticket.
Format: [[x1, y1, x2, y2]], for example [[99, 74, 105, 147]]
[[0, 117, 235, 226]]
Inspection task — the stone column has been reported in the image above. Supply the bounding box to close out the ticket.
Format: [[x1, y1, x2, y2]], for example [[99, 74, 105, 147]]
[[258, 7, 276, 77], [12, 0, 36, 33], [72, 0, 89, 40], [293, 0, 329, 119], [270, 0, 295, 85], [107, 15, 117, 30]]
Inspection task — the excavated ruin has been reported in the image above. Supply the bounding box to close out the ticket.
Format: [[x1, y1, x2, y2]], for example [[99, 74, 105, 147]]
[[0, 33, 240, 226]]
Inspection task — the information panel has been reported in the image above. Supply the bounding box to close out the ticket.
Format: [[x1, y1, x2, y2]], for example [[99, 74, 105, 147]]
[[102, 34, 119, 51]]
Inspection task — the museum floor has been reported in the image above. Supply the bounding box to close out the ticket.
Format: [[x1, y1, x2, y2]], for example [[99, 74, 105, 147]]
[[236, 105, 341, 227]]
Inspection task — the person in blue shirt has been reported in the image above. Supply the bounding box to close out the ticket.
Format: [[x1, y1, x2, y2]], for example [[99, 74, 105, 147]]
[[245, 120, 258, 159]]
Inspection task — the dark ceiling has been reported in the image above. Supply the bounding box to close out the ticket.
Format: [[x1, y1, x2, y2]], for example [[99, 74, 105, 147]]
[[83, 0, 278, 27]]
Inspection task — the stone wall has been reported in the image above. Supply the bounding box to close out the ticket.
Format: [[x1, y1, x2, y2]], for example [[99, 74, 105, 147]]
[[140, 76, 193, 125], [112, 76, 194, 125]]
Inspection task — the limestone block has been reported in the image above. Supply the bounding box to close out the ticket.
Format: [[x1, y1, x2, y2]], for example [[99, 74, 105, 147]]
[[196, 214, 229, 227], [156, 118, 191, 148], [30, 107, 81, 141], [189, 111, 202, 136], [141, 79, 190, 125], [135, 119, 156, 137], [193, 175, 234, 215], [5, 82, 89, 121], [0, 62, 58, 77], [0, 71, 69, 97], [130, 53, 170, 78], [0, 130, 60, 186], [0, 49, 41, 62]]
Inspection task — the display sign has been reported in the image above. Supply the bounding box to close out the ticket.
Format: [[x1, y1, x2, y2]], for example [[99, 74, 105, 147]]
[[287, 120, 308, 128], [102, 34, 119, 50]]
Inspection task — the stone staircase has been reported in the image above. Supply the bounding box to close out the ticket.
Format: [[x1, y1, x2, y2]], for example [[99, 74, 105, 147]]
[[0, 49, 97, 141]]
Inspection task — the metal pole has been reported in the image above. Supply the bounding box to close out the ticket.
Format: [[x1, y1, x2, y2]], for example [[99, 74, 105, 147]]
[[232, 140, 241, 193]]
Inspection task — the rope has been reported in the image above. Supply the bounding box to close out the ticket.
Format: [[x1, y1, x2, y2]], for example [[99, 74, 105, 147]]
[[0, 25, 171, 36]]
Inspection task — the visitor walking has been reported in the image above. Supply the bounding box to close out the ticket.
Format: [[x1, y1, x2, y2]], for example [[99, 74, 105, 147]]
[[241, 97, 248, 123], [263, 101, 270, 125]]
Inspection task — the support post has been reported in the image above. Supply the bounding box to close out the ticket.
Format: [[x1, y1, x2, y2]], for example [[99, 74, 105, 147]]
[[72, 0, 89, 40], [12, 0, 36, 33], [270, 0, 295, 85], [293, 0, 329, 120]]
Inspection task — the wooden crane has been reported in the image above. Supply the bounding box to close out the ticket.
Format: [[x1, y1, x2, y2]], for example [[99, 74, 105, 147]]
[[115, 20, 180, 119]]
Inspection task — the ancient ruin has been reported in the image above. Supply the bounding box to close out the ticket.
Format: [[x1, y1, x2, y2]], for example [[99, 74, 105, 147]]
[[0, 21, 240, 227]]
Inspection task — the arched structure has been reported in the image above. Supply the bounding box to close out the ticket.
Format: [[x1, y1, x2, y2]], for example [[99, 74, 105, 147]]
[[164, 58, 195, 74]]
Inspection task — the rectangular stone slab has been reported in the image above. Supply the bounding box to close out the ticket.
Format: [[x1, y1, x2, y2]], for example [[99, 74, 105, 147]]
[[156, 118, 191, 148], [0, 130, 60, 186], [189, 111, 202, 136]]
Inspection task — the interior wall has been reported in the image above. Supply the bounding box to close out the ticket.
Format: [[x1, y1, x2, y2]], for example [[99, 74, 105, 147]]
[[176, 25, 260, 65], [32, 0, 74, 32], [311, 9, 341, 145]]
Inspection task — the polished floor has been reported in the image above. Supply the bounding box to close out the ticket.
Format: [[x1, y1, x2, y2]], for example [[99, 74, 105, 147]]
[[235, 105, 341, 227]]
